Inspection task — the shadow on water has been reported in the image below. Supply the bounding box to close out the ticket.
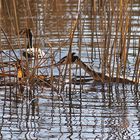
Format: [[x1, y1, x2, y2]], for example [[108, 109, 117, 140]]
[[0, 82, 139, 139]]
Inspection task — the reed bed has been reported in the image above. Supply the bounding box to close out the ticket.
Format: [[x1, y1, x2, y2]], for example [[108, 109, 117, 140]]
[[0, 0, 139, 96]]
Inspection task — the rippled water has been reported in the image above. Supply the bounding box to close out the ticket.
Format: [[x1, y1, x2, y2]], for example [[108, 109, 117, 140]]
[[0, 82, 140, 140]]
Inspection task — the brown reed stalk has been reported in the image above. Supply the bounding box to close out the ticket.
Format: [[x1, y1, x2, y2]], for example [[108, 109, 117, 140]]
[[106, 1, 114, 83], [133, 39, 140, 83], [12, 0, 23, 83], [12, 0, 20, 38], [100, 1, 110, 81], [119, 1, 130, 80], [59, 14, 80, 94], [0, 0, 1, 51], [107, 1, 119, 81], [90, 0, 95, 61], [114, 0, 128, 81], [109, 0, 116, 80], [114, 2, 121, 81], [1, 28, 18, 60], [12, 0, 22, 63], [59, 20, 77, 94]]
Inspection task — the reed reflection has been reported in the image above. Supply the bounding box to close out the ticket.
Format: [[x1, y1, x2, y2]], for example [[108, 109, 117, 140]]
[[0, 84, 39, 139]]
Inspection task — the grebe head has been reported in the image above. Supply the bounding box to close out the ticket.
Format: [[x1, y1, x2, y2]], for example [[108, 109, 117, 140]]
[[71, 55, 79, 63], [56, 52, 78, 65], [71, 52, 76, 56]]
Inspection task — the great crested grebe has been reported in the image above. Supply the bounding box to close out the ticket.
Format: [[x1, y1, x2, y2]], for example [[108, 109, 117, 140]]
[[20, 28, 45, 59], [57, 53, 137, 84]]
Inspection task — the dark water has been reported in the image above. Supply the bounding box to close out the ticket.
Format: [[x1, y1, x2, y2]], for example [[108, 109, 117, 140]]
[[0, 0, 140, 140]]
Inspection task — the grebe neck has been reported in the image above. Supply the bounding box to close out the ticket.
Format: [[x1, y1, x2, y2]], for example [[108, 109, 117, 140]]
[[26, 29, 33, 49]]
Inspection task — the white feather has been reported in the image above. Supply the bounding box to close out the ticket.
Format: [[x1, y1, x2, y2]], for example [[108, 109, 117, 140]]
[[26, 47, 45, 58]]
